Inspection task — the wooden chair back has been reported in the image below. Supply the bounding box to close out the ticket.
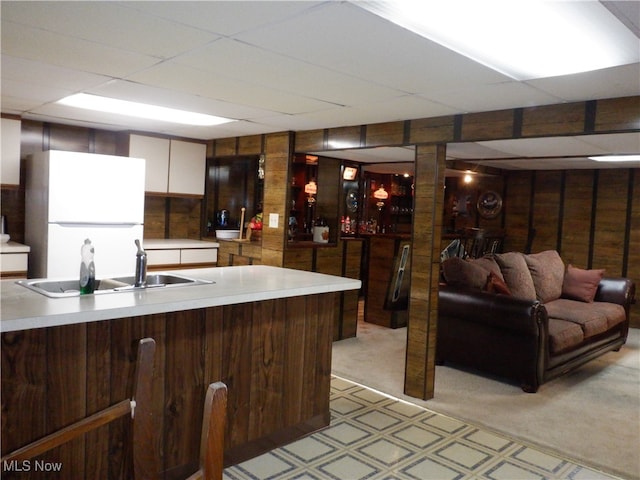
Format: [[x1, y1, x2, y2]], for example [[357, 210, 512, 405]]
[[1, 338, 159, 478], [1, 338, 227, 480], [185, 382, 228, 480]]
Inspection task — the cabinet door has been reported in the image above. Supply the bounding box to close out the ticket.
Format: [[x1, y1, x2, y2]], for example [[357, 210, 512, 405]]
[[168, 140, 206, 195], [1, 118, 21, 185], [129, 134, 170, 193]]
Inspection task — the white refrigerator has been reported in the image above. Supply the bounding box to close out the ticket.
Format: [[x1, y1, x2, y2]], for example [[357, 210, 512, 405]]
[[25, 150, 145, 279]]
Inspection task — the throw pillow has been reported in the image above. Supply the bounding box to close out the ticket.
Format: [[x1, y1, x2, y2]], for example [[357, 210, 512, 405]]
[[441, 257, 489, 290], [495, 252, 537, 300], [470, 255, 504, 281], [485, 271, 512, 295], [562, 264, 605, 303], [524, 250, 565, 303]]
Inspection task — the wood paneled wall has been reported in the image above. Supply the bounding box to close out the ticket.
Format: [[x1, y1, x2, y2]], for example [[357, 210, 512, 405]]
[[405, 144, 446, 400], [503, 168, 640, 326], [212, 132, 293, 267], [261, 133, 293, 266], [283, 239, 364, 340], [3, 96, 639, 403]]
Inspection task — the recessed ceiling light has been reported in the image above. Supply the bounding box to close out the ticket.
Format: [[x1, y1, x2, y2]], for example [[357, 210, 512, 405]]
[[356, 1, 639, 80], [589, 155, 640, 162], [57, 93, 235, 126]]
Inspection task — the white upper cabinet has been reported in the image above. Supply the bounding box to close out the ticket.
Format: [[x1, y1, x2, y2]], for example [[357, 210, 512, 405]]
[[129, 134, 170, 193], [1, 118, 21, 186], [168, 140, 207, 196], [128, 135, 206, 196]]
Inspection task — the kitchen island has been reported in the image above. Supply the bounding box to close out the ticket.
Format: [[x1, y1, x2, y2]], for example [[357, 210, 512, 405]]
[[1, 266, 360, 479]]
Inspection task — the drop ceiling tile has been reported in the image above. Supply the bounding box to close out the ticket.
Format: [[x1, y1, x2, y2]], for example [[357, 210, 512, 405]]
[[578, 132, 640, 154], [30, 102, 167, 131], [0, 95, 41, 114], [131, 120, 279, 141], [174, 39, 405, 106], [527, 63, 640, 102], [124, 61, 246, 98], [477, 137, 608, 157], [425, 81, 562, 113], [191, 120, 286, 139], [348, 94, 458, 122], [90, 79, 279, 121], [1, 0, 638, 149], [127, 61, 336, 115], [471, 159, 550, 170], [2, 56, 111, 95], [234, 2, 508, 94], [3, 2, 220, 59], [2, 22, 161, 78], [250, 108, 352, 132], [446, 143, 515, 160], [0, 78, 71, 106], [284, 95, 455, 132], [474, 157, 639, 170], [122, 1, 325, 37]]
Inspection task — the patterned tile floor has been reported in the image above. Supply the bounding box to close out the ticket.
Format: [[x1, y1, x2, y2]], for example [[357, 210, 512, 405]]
[[224, 377, 621, 480]]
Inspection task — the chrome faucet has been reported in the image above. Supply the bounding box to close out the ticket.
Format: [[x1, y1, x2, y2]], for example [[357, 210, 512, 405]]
[[134, 239, 147, 288]]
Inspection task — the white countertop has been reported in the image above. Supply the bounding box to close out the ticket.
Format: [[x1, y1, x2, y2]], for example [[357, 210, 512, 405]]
[[143, 239, 219, 249], [0, 266, 361, 333], [0, 241, 31, 253]]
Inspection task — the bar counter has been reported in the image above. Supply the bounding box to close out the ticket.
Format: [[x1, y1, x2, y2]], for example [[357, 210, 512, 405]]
[[1, 266, 361, 478]]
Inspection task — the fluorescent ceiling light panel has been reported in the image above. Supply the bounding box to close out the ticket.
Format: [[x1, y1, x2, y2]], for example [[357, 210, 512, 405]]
[[589, 155, 640, 162], [356, 1, 640, 80], [57, 93, 235, 126]]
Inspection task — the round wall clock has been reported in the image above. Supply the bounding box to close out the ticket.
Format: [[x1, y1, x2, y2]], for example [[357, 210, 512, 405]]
[[477, 191, 503, 219]]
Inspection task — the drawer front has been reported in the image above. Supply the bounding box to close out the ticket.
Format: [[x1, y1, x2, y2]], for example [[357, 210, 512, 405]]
[[1, 253, 28, 272], [146, 249, 181, 266], [180, 248, 218, 265]]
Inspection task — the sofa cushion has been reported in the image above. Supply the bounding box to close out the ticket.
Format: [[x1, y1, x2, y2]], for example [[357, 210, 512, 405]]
[[525, 250, 564, 303], [548, 318, 584, 354], [562, 264, 605, 303], [545, 298, 625, 338], [441, 257, 489, 290], [495, 252, 537, 300]]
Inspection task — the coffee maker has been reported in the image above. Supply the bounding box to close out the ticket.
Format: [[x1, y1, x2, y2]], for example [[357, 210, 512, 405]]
[[217, 209, 230, 228]]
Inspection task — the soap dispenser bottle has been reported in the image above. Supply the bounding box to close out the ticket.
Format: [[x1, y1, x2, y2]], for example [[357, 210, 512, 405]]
[[79, 238, 96, 294]]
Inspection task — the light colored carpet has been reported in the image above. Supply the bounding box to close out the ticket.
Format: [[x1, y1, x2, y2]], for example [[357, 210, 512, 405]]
[[332, 320, 640, 480]]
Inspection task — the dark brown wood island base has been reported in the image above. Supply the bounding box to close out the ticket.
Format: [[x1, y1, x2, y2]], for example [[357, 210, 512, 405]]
[[1, 266, 360, 479], [1, 294, 336, 479]]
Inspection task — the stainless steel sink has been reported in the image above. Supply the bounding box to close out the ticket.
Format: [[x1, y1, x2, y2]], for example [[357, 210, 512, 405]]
[[16, 273, 213, 298], [109, 273, 206, 287]]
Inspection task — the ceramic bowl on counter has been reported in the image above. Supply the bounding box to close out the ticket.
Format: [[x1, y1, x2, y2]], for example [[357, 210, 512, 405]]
[[215, 229, 240, 240], [0, 234, 10, 244]]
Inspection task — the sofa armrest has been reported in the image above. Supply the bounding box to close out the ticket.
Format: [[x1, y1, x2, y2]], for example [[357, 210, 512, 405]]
[[437, 285, 548, 392], [439, 285, 547, 335], [595, 277, 635, 313]]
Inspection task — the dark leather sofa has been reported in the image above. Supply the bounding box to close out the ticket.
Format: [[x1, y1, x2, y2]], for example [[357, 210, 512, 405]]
[[437, 251, 635, 393]]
